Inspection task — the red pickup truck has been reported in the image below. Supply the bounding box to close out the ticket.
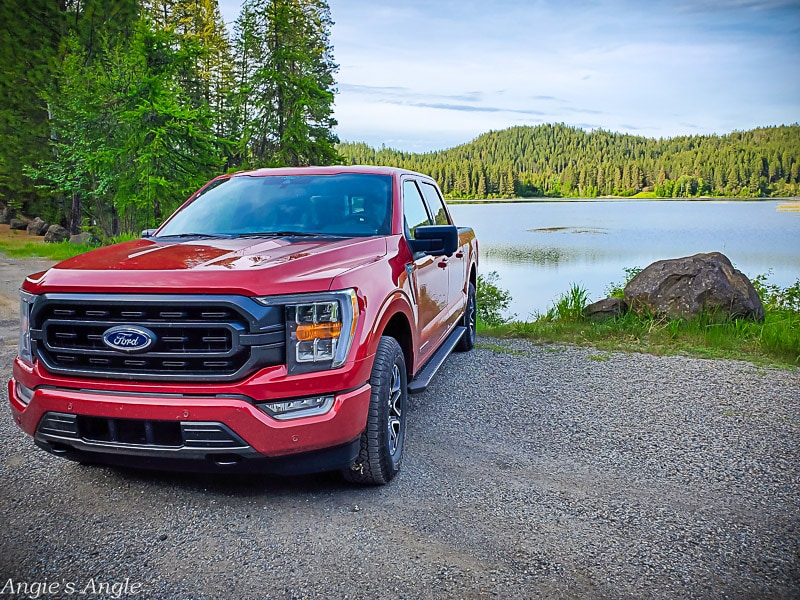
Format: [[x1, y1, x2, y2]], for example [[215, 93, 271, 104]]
[[9, 166, 478, 485]]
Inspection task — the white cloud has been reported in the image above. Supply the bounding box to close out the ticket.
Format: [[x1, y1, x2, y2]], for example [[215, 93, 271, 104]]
[[218, 0, 800, 151]]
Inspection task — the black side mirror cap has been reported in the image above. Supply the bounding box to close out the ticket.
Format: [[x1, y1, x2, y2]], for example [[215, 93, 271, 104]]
[[407, 225, 458, 256], [141, 229, 157, 238]]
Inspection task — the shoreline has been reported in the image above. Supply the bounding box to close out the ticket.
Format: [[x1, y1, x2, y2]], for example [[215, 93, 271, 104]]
[[447, 195, 800, 204]]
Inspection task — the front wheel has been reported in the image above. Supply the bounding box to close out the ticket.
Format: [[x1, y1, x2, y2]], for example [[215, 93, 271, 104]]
[[342, 336, 408, 485], [456, 282, 476, 352]]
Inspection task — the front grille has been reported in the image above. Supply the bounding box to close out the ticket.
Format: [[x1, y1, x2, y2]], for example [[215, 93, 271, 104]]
[[30, 294, 285, 381], [78, 415, 183, 446]]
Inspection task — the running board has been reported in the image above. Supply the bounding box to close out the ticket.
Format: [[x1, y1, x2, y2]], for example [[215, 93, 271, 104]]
[[407, 326, 465, 394]]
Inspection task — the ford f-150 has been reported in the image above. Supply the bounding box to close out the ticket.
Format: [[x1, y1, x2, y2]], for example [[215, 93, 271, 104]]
[[9, 165, 478, 485]]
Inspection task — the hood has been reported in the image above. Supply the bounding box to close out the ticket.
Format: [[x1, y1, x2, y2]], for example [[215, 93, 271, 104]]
[[24, 236, 388, 296]]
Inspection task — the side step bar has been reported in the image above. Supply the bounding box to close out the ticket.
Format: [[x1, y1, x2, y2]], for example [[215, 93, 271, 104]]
[[407, 326, 465, 394]]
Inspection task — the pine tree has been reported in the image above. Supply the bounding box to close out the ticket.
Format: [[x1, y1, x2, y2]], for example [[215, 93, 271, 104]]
[[143, 0, 235, 150], [30, 22, 223, 235], [234, 0, 340, 167]]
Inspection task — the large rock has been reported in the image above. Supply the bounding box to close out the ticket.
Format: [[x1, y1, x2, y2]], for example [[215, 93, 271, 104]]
[[624, 252, 764, 321], [9, 218, 28, 230], [584, 297, 628, 321], [44, 224, 70, 243], [69, 231, 101, 246], [27, 217, 49, 236]]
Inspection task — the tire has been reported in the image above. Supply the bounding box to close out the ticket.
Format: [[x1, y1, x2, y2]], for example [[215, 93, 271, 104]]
[[342, 336, 407, 485], [455, 282, 476, 352]]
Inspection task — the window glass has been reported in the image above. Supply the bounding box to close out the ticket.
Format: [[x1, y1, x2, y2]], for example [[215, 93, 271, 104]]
[[402, 180, 431, 239], [420, 182, 451, 225], [157, 173, 393, 238]]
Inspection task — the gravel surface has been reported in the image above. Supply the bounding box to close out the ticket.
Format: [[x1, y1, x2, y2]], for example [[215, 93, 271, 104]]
[[0, 256, 798, 599]]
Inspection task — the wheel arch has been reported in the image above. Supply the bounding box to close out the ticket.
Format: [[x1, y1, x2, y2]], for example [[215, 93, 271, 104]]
[[380, 312, 413, 378]]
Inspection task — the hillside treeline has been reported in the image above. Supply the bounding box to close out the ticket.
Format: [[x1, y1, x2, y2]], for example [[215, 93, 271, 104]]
[[338, 124, 800, 199], [0, 0, 338, 236]]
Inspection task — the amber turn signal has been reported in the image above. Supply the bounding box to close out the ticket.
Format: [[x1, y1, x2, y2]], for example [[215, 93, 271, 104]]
[[295, 321, 343, 341]]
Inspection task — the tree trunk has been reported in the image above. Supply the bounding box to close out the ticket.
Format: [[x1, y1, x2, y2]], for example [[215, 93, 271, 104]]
[[69, 191, 82, 234]]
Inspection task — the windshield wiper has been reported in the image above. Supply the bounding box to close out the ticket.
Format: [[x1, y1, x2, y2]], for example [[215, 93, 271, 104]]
[[155, 232, 235, 239], [235, 231, 330, 238]]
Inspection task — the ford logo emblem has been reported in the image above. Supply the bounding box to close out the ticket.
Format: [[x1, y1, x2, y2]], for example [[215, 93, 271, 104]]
[[102, 326, 156, 353]]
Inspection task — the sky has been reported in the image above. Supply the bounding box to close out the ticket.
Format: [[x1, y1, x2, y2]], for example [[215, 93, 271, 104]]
[[217, 0, 800, 153]]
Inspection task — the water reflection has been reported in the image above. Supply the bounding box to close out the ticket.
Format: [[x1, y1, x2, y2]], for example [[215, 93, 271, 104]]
[[483, 245, 579, 265]]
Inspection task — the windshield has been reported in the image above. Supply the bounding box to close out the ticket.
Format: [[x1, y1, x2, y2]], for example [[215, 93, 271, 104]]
[[157, 173, 393, 238]]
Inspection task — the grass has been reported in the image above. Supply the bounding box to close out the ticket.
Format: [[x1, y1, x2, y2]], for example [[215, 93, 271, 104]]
[[478, 309, 799, 368], [0, 229, 138, 261], [0, 237, 97, 261], [474, 341, 529, 357], [477, 272, 800, 369]]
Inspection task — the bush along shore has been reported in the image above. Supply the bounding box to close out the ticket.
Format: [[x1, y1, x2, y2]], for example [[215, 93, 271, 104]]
[[477, 265, 800, 369]]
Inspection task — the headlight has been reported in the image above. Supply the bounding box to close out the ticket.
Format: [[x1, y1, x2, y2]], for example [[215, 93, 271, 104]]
[[254, 289, 359, 374], [19, 291, 36, 365]]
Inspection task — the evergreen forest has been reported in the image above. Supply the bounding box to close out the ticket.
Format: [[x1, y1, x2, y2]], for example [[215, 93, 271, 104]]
[[0, 0, 339, 236], [338, 124, 800, 200]]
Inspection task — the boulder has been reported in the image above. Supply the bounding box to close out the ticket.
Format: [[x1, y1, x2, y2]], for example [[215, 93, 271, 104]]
[[9, 218, 28, 230], [584, 297, 628, 321], [44, 224, 70, 243], [624, 252, 764, 321], [69, 231, 101, 246], [27, 217, 49, 236]]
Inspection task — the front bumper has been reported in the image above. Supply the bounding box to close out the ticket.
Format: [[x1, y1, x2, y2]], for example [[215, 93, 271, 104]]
[[8, 376, 371, 474]]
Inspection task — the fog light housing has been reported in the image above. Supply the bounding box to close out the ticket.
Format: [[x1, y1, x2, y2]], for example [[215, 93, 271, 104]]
[[15, 381, 34, 406], [257, 395, 335, 420]]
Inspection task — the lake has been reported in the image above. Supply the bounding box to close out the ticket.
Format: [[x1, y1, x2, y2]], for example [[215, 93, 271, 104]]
[[448, 199, 800, 320]]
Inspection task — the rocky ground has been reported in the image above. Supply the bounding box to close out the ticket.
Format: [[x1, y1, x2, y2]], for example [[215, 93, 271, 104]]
[[0, 255, 798, 599]]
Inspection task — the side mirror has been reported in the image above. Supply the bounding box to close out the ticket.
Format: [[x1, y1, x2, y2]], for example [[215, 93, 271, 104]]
[[407, 225, 458, 256], [141, 229, 157, 238]]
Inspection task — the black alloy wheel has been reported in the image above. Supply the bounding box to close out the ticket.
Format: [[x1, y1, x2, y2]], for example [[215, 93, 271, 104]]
[[342, 336, 408, 485]]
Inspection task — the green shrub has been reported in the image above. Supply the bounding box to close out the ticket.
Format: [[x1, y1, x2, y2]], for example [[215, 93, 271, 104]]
[[605, 266, 642, 298], [752, 272, 800, 312], [477, 271, 513, 327]]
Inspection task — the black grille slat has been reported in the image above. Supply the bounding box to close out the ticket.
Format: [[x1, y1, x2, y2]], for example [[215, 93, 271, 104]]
[[124, 359, 148, 367]]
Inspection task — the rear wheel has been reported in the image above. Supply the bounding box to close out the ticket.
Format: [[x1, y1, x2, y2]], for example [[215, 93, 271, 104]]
[[342, 336, 407, 485], [456, 282, 476, 352]]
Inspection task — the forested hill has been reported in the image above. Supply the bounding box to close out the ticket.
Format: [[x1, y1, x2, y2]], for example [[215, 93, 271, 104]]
[[338, 124, 800, 199]]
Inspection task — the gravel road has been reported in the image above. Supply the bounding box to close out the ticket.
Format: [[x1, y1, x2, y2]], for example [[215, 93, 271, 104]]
[[0, 256, 798, 599]]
